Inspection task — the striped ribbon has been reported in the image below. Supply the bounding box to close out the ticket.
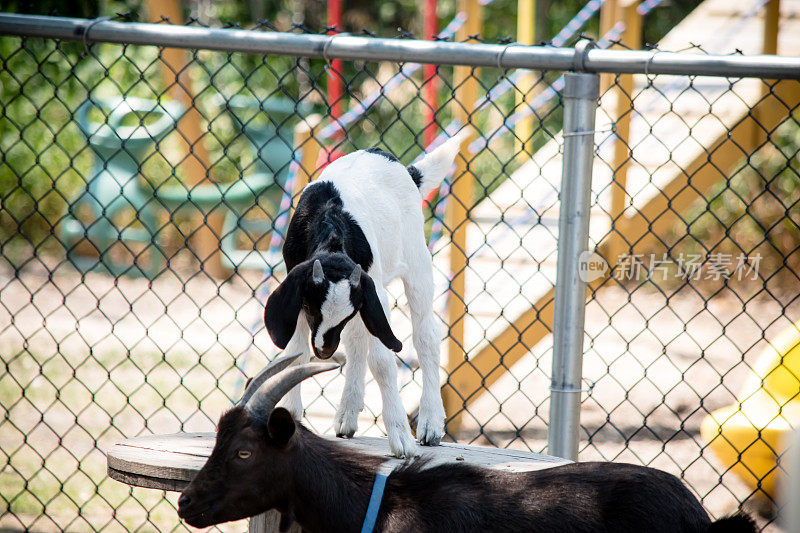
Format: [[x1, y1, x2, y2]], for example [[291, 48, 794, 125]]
[[637, 0, 662, 15], [552, 0, 607, 47]]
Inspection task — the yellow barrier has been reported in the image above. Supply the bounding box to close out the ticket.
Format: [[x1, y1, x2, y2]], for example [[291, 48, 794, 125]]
[[701, 322, 800, 498]]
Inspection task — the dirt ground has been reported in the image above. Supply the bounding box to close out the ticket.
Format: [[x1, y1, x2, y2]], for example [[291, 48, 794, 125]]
[[1, 256, 797, 531]]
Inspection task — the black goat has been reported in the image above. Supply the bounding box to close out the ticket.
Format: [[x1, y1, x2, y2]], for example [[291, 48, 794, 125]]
[[177, 354, 757, 533]]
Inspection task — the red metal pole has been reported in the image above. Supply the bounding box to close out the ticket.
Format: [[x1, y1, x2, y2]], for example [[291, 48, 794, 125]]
[[423, 0, 438, 147], [327, 0, 343, 121]]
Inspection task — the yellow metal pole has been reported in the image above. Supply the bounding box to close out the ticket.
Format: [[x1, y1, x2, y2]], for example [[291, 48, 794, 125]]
[[515, 0, 536, 159], [599, 0, 621, 95], [607, 0, 641, 266], [145, 0, 225, 277], [444, 0, 482, 433], [754, 0, 780, 146], [763, 0, 780, 55], [292, 115, 324, 201]]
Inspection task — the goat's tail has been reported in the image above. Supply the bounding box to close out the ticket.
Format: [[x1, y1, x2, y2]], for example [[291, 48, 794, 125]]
[[707, 513, 757, 533], [411, 129, 469, 197]]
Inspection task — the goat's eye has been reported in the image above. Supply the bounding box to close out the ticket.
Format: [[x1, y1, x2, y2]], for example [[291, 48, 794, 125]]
[[237, 450, 251, 460]]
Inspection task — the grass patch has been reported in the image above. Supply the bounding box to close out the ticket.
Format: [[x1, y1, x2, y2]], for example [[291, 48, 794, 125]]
[[0, 345, 246, 531]]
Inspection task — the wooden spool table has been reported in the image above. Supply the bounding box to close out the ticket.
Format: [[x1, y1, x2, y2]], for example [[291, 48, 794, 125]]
[[107, 433, 570, 532]]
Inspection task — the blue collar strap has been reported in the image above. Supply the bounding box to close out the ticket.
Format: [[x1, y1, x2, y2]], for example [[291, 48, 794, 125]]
[[360, 463, 394, 533]]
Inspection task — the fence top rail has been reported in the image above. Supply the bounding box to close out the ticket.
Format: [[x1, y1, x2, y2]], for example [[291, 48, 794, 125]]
[[1, 12, 800, 80]]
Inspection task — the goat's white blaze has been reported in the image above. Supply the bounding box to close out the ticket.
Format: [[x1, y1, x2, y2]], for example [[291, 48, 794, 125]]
[[315, 280, 355, 349]]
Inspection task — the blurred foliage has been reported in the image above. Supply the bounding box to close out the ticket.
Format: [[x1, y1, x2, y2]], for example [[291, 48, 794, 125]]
[[652, 112, 800, 291], [0, 37, 90, 256], [0, 0, 101, 18]]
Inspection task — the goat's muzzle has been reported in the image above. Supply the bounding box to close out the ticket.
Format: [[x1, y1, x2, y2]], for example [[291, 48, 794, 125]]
[[177, 491, 212, 528], [312, 345, 336, 359]]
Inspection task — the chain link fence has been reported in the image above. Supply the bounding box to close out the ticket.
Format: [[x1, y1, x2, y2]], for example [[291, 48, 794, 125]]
[[1, 10, 799, 532]]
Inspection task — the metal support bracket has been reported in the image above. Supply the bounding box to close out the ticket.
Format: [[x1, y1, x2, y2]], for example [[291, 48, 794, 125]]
[[571, 39, 598, 72]]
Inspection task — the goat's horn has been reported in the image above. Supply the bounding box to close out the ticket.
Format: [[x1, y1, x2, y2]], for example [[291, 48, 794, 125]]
[[349, 264, 362, 287], [237, 353, 302, 406], [245, 362, 340, 418], [312, 259, 324, 285]]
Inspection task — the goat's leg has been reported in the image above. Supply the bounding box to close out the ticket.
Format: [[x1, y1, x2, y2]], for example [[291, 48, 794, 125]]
[[403, 271, 446, 446], [413, 312, 446, 445], [368, 338, 417, 458], [334, 320, 368, 438], [276, 319, 312, 419]]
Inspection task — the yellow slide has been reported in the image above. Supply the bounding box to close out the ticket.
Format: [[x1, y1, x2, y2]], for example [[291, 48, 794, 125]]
[[701, 322, 800, 499]]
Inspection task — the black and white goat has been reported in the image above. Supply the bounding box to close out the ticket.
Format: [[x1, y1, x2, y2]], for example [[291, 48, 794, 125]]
[[178, 354, 757, 533], [263, 135, 466, 457]]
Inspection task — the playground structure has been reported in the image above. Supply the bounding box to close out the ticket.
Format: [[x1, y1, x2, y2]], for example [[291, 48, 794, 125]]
[[59, 97, 184, 277], [60, 94, 307, 275], [2, 1, 800, 530], [701, 322, 800, 501]]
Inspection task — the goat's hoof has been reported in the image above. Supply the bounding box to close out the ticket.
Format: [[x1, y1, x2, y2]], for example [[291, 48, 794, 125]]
[[416, 414, 445, 446], [334, 407, 360, 438], [388, 430, 418, 458], [418, 433, 442, 446]]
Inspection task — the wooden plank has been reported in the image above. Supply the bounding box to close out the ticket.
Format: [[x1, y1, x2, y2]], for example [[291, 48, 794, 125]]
[[108, 443, 207, 482], [599, 0, 620, 94], [333, 435, 568, 471], [754, 0, 781, 146], [114, 432, 214, 455], [515, 0, 537, 158], [764, 0, 781, 55], [107, 432, 570, 493], [108, 466, 189, 492], [250, 513, 299, 533], [293, 115, 324, 198], [446, 287, 554, 420]]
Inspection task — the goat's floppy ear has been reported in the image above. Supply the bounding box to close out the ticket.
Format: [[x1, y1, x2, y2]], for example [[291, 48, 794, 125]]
[[358, 272, 402, 352], [267, 407, 296, 446], [264, 267, 305, 349]]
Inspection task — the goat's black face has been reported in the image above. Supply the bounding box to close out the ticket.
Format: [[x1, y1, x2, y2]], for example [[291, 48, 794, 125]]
[[264, 253, 402, 357], [178, 407, 296, 528]]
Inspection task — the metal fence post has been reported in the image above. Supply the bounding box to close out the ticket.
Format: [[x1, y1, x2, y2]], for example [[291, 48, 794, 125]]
[[548, 70, 600, 461]]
